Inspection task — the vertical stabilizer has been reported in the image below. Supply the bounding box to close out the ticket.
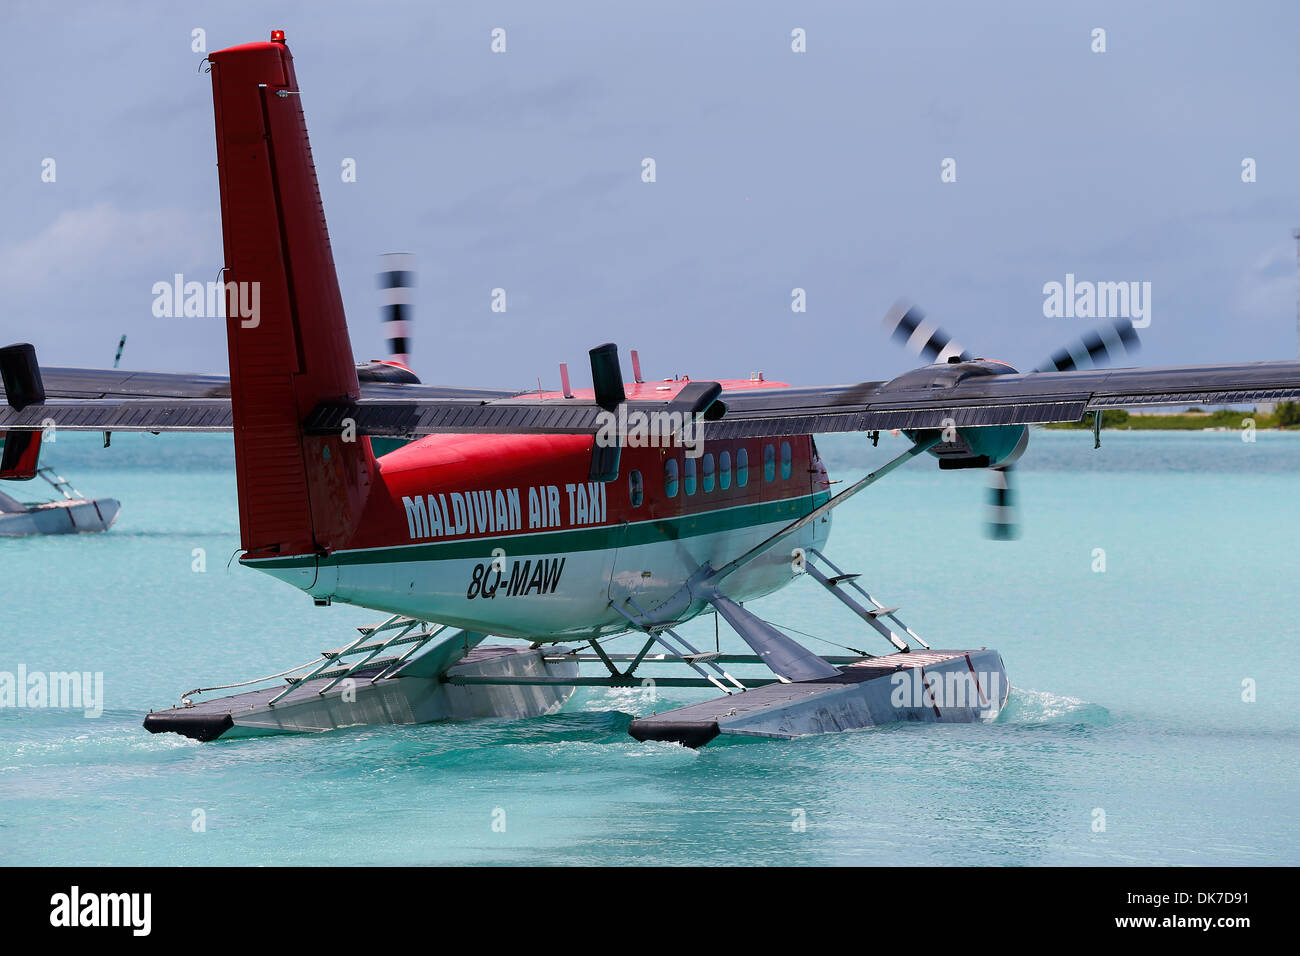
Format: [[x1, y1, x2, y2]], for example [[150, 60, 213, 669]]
[[208, 33, 376, 560]]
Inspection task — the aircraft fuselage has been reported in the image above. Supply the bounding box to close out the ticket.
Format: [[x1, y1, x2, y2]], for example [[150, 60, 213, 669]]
[[247, 399, 832, 640]]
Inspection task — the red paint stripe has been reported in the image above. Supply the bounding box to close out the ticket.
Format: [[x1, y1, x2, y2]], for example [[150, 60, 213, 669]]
[[965, 653, 989, 707], [919, 666, 942, 718]]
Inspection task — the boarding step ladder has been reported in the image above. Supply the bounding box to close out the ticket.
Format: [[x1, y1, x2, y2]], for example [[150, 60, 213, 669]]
[[269, 615, 447, 705], [803, 548, 931, 654], [36, 466, 84, 501]]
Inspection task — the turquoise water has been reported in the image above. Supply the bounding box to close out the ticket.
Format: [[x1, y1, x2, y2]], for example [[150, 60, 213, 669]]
[[1, 429, 1297, 865]]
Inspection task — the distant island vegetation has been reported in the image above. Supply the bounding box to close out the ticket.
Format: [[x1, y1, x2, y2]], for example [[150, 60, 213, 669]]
[[1046, 402, 1300, 430]]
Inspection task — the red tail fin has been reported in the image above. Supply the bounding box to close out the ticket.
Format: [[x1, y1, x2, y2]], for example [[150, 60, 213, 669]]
[[0, 431, 42, 480], [1, 343, 46, 479], [209, 34, 375, 559]]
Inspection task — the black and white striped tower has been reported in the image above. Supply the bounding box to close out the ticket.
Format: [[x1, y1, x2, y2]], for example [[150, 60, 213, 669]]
[[1292, 228, 1300, 360], [377, 253, 416, 367]]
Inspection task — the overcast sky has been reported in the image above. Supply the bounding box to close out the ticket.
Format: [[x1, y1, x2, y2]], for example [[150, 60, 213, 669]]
[[2, 0, 1298, 390]]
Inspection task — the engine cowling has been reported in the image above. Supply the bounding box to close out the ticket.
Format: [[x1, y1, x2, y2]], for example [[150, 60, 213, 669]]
[[885, 359, 1029, 470], [925, 424, 1028, 470]]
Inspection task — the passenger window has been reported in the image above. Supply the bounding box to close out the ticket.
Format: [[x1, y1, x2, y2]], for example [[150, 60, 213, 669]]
[[780, 441, 792, 480], [702, 453, 716, 492], [763, 444, 776, 482], [683, 456, 697, 495], [664, 458, 679, 498], [719, 450, 732, 490], [629, 470, 644, 507], [736, 447, 749, 488]]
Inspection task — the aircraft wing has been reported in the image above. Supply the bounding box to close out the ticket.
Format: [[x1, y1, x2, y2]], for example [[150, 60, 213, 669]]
[[5, 358, 1300, 438], [0, 361, 720, 436], [33, 366, 522, 403], [701, 360, 1300, 439], [269, 359, 1300, 438], [37, 367, 234, 400], [0, 366, 528, 433]]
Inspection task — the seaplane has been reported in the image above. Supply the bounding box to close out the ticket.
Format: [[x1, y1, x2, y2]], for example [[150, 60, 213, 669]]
[[0, 337, 126, 536], [0, 466, 120, 537], [4, 31, 1300, 745]]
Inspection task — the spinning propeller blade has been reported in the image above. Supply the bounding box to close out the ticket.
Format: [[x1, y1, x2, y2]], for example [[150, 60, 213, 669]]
[[377, 253, 416, 368], [984, 466, 1019, 540], [1033, 317, 1140, 373], [881, 300, 971, 364], [878, 304, 1144, 541]]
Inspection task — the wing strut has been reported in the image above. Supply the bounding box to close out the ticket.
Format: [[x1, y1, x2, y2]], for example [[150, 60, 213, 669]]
[[675, 436, 939, 683]]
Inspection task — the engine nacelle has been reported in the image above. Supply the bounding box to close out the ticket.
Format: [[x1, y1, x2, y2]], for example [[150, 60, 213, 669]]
[[921, 424, 1028, 470], [885, 359, 1029, 470]]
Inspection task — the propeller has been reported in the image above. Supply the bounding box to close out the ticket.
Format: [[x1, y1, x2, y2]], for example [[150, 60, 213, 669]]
[[988, 317, 1139, 541], [985, 466, 1019, 540], [880, 302, 1143, 540], [1032, 317, 1140, 373], [377, 252, 416, 368], [881, 300, 971, 363]]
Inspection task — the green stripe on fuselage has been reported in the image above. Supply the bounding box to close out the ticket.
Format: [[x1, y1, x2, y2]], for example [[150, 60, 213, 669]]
[[246, 491, 831, 570]]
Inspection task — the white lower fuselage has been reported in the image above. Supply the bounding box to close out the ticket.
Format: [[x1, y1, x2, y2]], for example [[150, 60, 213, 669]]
[[259, 494, 832, 641]]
